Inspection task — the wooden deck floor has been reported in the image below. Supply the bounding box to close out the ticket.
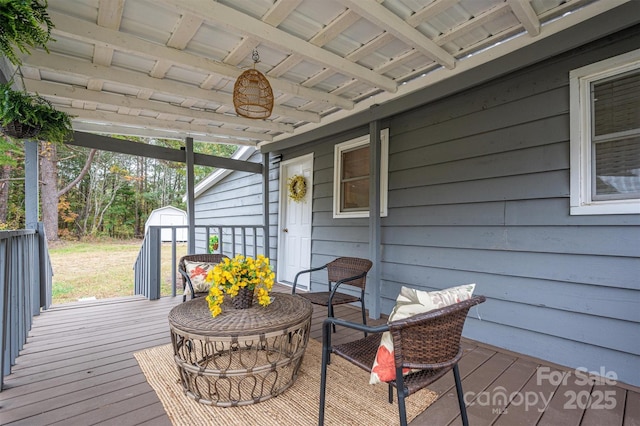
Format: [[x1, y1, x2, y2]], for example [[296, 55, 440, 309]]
[[1, 292, 638, 426]]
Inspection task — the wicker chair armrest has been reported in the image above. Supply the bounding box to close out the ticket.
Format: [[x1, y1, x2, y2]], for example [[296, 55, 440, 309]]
[[322, 317, 388, 336], [178, 269, 196, 299], [291, 264, 327, 294], [321, 317, 388, 356]]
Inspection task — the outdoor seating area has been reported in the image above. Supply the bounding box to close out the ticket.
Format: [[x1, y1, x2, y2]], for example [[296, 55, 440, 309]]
[[1, 5, 638, 425], [0, 286, 637, 425]]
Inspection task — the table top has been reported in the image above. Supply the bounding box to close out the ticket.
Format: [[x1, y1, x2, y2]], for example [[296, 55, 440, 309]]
[[168, 293, 312, 338]]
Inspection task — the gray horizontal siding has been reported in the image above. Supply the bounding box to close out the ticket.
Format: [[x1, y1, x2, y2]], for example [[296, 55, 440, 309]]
[[382, 226, 638, 257], [200, 26, 640, 387], [463, 319, 640, 387], [193, 152, 279, 267], [379, 267, 639, 323], [383, 246, 636, 289], [378, 28, 640, 386], [283, 26, 640, 386]]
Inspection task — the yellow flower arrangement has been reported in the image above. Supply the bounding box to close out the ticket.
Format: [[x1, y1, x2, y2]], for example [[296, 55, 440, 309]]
[[204, 254, 275, 317]]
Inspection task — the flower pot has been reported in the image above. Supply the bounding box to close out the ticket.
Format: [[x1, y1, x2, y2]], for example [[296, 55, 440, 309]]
[[1, 121, 41, 139], [231, 287, 254, 309]]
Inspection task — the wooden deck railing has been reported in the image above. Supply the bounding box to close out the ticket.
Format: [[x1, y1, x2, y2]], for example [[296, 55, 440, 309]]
[[0, 223, 52, 391], [133, 225, 268, 300]]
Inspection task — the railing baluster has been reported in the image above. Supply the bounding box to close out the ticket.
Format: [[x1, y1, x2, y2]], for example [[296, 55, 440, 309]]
[[133, 224, 269, 300], [0, 225, 51, 391]]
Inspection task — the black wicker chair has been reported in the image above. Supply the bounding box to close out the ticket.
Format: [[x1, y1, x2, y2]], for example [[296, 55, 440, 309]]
[[178, 254, 228, 302], [319, 295, 486, 426], [291, 257, 372, 332]]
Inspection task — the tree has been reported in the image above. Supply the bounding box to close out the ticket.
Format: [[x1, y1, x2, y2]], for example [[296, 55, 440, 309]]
[[40, 141, 96, 241], [0, 163, 11, 224], [3, 134, 238, 238]]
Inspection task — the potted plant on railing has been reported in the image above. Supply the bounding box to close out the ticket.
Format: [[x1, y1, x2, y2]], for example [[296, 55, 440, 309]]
[[208, 235, 219, 253], [0, 0, 55, 66], [0, 82, 73, 143]]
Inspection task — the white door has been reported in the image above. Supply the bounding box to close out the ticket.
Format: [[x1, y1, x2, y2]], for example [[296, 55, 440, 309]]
[[278, 154, 313, 290]]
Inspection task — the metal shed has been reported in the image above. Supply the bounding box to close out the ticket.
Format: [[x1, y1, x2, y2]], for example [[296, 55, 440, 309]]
[[144, 206, 188, 242]]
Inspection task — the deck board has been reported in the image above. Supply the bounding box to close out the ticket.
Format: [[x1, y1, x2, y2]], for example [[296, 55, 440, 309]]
[[0, 290, 635, 426]]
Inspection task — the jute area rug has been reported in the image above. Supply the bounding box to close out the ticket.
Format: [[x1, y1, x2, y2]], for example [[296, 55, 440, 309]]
[[134, 339, 437, 426]]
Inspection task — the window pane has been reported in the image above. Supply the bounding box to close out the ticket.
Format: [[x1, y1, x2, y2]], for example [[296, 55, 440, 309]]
[[342, 178, 369, 210], [593, 70, 640, 136], [594, 136, 640, 198], [342, 146, 369, 179]]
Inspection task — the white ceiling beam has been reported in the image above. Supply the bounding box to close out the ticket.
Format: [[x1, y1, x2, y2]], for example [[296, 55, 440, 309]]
[[375, 49, 422, 74], [345, 32, 395, 62], [97, 0, 125, 28], [224, 0, 301, 65], [91, 0, 124, 90], [267, 0, 630, 147], [71, 122, 256, 146], [23, 50, 320, 123], [337, 0, 456, 69], [302, 68, 333, 88], [148, 13, 205, 79], [159, 0, 398, 93], [330, 78, 360, 96], [309, 10, 361, 47], [265, 10, 359, 82], [24, 79, 294, 133], [267, 55, 303, 78], [435, 3, 512, 45], [60, 107, 273, 141], [405, 0, 459, 27], [234, 0, 303, 68], [263, 0, 303, 25], [224, 39, 260, 66], [507, 0, 541, 36], [168, 13, 204, 49], [47, 12, 353, 110]]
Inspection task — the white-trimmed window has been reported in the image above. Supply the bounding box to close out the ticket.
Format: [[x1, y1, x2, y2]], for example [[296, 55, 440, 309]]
[[570, 49, 640, 215], [333, 128, 389, 218]]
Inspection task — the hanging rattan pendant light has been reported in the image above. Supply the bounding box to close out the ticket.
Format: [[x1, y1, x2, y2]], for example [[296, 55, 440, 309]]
[[233, 50, 274, 119]]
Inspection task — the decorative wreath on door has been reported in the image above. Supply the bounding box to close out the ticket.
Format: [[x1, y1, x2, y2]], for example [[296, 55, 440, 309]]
[[287, 175, 307, 202]]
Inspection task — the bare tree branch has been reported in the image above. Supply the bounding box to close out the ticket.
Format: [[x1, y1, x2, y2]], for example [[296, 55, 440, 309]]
[[57, 148, 97, 197]]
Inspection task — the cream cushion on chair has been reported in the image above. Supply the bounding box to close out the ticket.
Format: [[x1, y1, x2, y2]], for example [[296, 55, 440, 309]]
[[369, 283, 476, 384], [183, 261, 216, 295]]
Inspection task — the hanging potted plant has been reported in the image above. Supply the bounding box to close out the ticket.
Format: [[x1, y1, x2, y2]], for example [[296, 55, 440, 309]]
[[0, 1, 71, 143], [0, 82, 73, 143], [0, 0, 55, 66]]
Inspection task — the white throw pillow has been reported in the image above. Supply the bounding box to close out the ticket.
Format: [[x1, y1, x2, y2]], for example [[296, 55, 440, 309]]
[[369, 283, 476, 384]]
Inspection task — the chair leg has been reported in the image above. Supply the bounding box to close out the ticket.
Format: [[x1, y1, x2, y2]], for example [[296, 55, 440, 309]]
[[396, 384, 408, 426], [453, 364, 469, 426], [388, 383, 393, 403], [361, 300, 368, 337], [319, 324, 332, 426]]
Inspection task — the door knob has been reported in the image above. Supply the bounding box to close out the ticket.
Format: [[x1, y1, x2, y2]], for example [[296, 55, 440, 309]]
[[283, 228, 288, 232]]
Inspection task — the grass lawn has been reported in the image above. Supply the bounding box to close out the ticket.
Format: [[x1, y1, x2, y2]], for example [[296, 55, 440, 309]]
[[48, 240, 187, 304]]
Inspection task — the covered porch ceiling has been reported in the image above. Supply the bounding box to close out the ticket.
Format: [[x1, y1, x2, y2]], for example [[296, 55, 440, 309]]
[[4, 0, 633, 152]]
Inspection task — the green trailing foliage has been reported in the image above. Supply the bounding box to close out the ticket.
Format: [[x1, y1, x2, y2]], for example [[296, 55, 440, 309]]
[[0, 0, 54, 66], [0, 81, 73, 144]]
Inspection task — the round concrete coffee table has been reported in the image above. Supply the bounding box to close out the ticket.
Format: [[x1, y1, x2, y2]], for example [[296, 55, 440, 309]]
[[168, 293, 313, 407]]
